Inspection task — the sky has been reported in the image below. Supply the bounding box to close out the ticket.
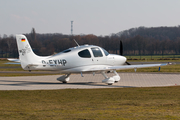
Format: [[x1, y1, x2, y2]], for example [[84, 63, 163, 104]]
[[0, 0, 180, 36]]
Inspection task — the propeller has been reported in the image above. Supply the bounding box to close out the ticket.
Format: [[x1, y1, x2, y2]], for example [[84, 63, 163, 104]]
[[125, 61, 131, 65], [119, 40, 131, 65], [120, 40, 123, 55]]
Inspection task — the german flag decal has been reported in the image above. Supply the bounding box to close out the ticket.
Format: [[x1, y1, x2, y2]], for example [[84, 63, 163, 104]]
[[21, 38, 26, 42]]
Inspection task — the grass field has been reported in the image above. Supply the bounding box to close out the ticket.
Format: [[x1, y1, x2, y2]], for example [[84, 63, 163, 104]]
[[0, 58, 180, 119], [0, 87, 180, 119], [119, 64, 180, 73], [125, 54, 180, 59]]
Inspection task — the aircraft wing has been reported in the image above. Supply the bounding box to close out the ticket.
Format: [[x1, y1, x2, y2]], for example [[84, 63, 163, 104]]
[[108, 63, 167, 70], [83, 63, 167, 72]]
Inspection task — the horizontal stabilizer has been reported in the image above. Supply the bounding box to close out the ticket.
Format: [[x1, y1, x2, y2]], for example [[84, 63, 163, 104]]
[[7, 58, 20, 62], [4, 62, 21, 65]]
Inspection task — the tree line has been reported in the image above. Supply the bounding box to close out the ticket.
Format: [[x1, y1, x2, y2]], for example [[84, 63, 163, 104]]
[[0, 27, 180, 58], [115, 26, 180, 41]]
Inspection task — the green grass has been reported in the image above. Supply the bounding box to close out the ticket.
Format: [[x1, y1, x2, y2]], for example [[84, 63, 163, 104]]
[[119, 64, 180, 73], [1, 58, 180, 119], [125, 54, 180, 59], [128, 59, 179, 62], [0, 73, 59, 77], [0, 87, 180, 119], [0, 60, 23, 72]]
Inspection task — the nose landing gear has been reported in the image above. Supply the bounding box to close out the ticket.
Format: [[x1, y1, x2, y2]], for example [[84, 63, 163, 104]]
[[101, 70, 120, 85]]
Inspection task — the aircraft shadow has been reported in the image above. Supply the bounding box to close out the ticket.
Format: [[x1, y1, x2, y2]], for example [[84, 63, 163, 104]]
[[0, 80, 134, 88]]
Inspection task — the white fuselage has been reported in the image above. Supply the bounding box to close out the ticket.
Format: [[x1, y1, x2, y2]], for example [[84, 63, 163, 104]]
[[28, 45, 126, 73]]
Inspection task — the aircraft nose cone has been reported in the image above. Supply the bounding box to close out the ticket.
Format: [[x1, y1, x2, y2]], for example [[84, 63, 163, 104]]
[[121, 56, 127, 64], [124, 56, 127, 62], [115, 55, 127, 65]]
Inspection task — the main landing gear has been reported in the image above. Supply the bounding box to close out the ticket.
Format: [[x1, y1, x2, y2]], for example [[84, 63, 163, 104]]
[[57, 71, 120, 85], [57, 73, 71, 83], [101, 70, 120, 85]]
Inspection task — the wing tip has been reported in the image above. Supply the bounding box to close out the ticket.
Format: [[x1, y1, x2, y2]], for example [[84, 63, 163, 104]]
[[160, 63, 168, 66]]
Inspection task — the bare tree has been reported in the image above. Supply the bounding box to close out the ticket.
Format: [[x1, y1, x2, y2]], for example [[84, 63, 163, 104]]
[[31, 28, 36, 41]]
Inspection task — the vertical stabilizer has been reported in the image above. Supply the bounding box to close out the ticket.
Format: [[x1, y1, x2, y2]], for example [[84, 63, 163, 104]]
[[16, 34, 40, 70]]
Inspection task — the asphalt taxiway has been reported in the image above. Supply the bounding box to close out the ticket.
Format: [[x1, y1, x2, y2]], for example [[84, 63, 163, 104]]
[[0, 73, 180, 90]]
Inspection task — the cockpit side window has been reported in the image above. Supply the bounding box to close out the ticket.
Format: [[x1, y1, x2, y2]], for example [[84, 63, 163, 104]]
[[78, 49, 91, 58], [101, 48, 109, 56], [91, 47, 103, 57]]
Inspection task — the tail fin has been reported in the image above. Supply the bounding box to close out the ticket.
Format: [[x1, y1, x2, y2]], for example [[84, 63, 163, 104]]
[[16, 34, 40, 70]]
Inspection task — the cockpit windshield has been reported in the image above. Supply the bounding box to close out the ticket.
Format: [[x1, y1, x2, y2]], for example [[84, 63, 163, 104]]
[[101, 47, 109, 56]]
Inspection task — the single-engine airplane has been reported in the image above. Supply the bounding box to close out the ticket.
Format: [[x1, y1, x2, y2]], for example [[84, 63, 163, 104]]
[[7, 34, 167, 85]]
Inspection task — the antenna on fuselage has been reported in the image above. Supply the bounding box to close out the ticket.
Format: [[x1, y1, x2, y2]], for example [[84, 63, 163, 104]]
[[73, 39, 80, 47]]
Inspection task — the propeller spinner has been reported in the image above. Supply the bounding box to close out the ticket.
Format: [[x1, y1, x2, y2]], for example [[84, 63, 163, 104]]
[[119, 40, 131, 65]]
